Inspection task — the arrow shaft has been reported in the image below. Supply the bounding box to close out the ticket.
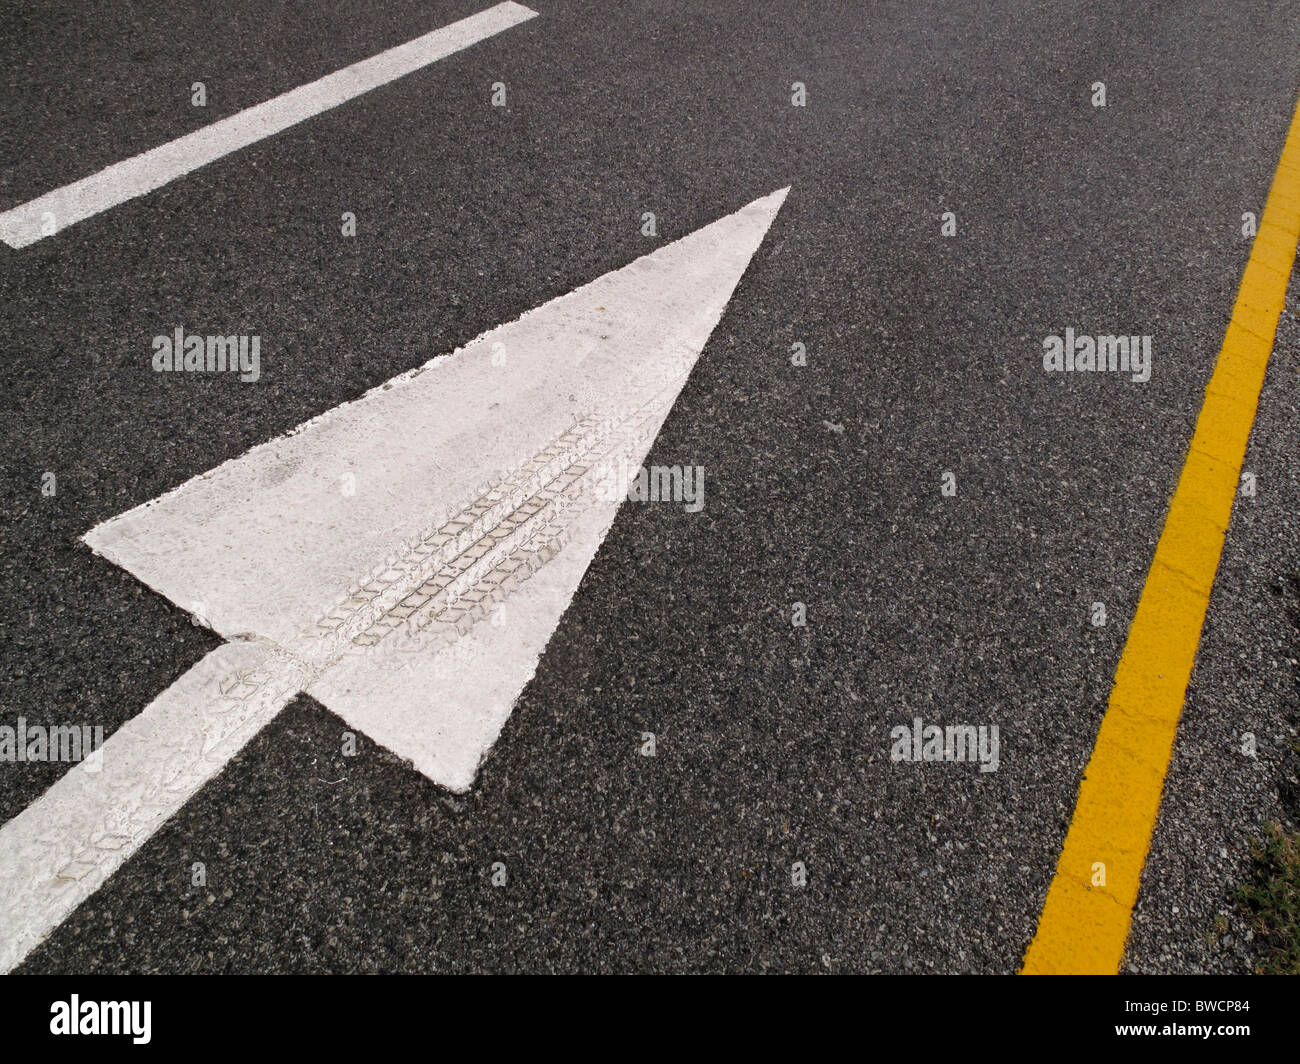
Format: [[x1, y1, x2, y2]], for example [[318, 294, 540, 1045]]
[[0, 642, 303, 972]]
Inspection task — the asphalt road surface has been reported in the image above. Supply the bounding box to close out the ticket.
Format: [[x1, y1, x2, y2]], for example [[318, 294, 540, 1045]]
[[1, 0, 1298, 974]]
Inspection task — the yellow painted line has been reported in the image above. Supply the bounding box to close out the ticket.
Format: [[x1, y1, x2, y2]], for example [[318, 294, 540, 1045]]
[[1021, 95, 1300, 975]]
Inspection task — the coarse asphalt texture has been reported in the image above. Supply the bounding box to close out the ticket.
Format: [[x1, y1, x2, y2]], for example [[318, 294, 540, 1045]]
[[1, 0, 1298, 972]]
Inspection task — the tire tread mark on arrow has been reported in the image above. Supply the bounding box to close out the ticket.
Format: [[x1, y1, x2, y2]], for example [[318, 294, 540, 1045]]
[[309, 327, 700, 661]]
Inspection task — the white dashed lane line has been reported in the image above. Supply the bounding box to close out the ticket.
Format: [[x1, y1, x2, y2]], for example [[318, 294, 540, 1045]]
[[0, 2, 538, 249]]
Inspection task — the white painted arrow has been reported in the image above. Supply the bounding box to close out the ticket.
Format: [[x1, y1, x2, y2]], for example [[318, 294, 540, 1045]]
[[0, 187, 789, 971]]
